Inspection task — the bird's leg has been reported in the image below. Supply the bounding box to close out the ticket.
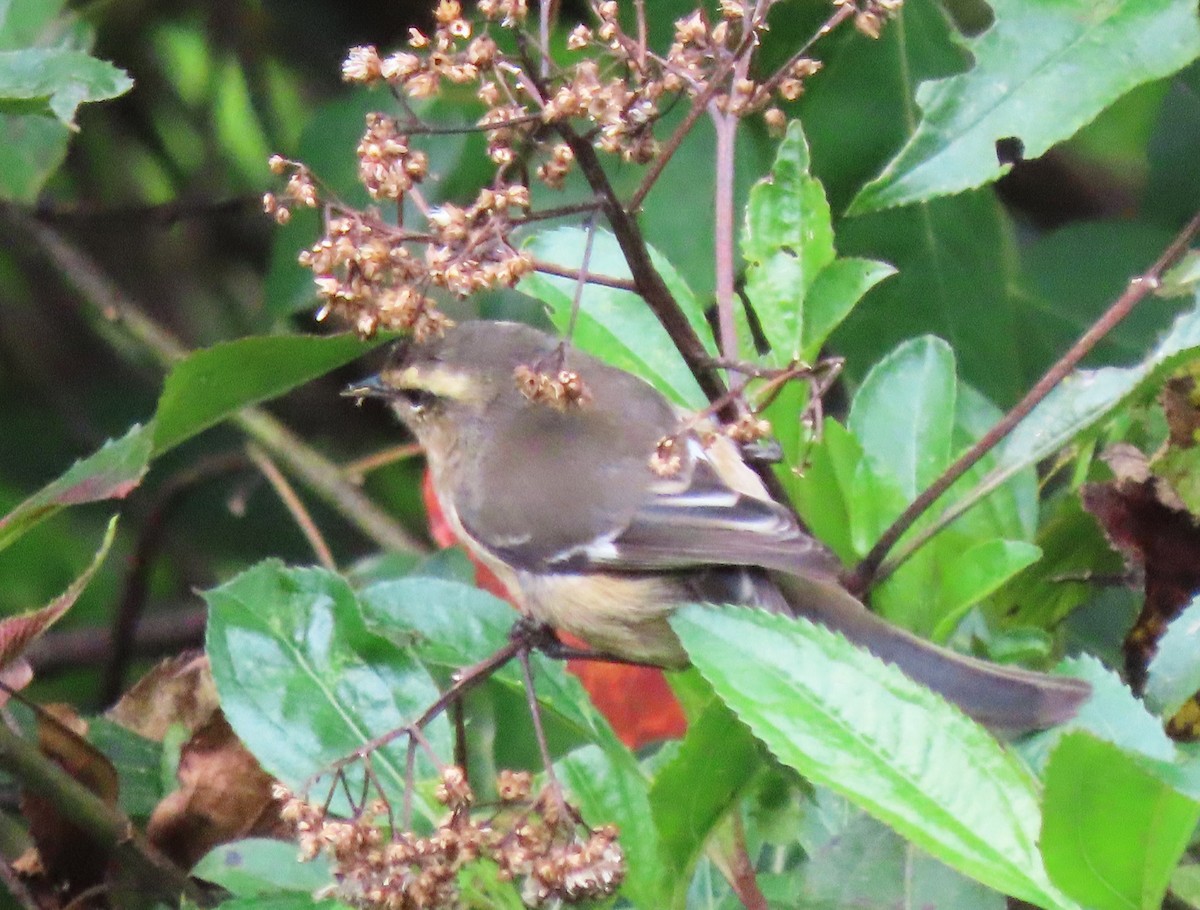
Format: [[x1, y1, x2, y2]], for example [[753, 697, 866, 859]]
[[521, 621, 665, 669]]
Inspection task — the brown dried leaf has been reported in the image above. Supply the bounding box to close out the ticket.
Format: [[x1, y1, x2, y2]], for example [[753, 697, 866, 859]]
[[147, 711, 287, 869], [106, 651, 218, 741]]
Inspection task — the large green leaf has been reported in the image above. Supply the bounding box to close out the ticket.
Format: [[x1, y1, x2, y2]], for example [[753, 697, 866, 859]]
[[670, 605, 1075, 910], [152, 332, 382, 454], [193, 838, 333, 898], [356, 576, 622, 752], [850, 0, 1200, 212], [836, 191, 1027, 405], [1042, 733, 1200, 910], [204, 561, 449, 819], [519, 226, 714, 408]]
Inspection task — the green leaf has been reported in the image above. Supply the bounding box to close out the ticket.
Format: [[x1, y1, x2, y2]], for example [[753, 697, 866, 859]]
[[850, 0, 1200, 212], [670, 605, 1074, 910], [193, 838, 332, 897], [1042, 733, 1200, 910], [0, 47, 131, 126], [742, 121, 893, 363], [0, 110, 68, 200], [519, 226, 714, 408], [204, 561, 449, 818], [932, 539, 1042, 642], [87, 718, 164, 820], [781, 417, 863, 563], [1019, 656, 1176, 773], [0, 424, 151, 554], [849, 335, 957, 499], [648, 698, 761, 886], [1146, 594, 1200, 718], [796, 811, 1005, 910], [837, 192, 1027, 405], [152, 333, 382, 455], [984, 298, 1200, 494]]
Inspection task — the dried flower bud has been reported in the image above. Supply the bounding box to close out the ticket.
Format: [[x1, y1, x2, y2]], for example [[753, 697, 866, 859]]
[[342, 45, 382, 83], [567, 24, 592, 50], [764, 106, 786, 134]]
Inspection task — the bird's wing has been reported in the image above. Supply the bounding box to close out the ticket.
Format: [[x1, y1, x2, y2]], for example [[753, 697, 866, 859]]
[[548, 452, 843, 580]]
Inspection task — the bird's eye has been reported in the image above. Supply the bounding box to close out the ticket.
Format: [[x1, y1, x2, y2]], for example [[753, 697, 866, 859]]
[[398, 387, 439, 413]]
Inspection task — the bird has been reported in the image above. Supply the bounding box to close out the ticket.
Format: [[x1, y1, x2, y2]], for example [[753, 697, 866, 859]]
[[347, 319, 1090, 731]]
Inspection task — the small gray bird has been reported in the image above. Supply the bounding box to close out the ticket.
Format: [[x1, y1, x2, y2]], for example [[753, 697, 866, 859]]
[[349, 320, 1090, 730]]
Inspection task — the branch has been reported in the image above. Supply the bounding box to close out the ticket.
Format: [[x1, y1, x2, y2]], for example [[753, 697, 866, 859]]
[[555, 125, 729, 405], [846, 209, 1200, 595]]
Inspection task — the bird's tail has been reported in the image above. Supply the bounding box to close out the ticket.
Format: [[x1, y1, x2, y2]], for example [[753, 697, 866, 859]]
[[774, 572, 1091, 731]]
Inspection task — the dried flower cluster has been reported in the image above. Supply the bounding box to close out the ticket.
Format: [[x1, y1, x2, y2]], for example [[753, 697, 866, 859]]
[[276, 768, 624, 909], [267, 0, 906, 341], [514, 363, 591, 409]]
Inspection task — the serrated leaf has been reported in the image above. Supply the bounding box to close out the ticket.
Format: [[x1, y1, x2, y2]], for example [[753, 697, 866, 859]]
[[152, 333, 382, 455], [1018, 656, 1176, 773], [0, 47, 131, 127], [1146, 594, 1200, 718], [356, 577, 621, 751], [742, 122, 893, 363], [0, 424, 151, 553], [1042, 733, 1200, 910], [670, 605, 1075, 910], [797, 811, 1005, 910], [204, 561, 448, 819], [850, 0, 1200, 212], [519, 226, 713, 408], [978, 299, 1200, 497]]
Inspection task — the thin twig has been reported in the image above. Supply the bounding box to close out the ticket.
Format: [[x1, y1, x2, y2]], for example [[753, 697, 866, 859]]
[[341, 442, 425, 483], [31, 606, 207, 676], [511, 198, 605, 225], [847, 209, 1200, 594], [518, 648, 559, 793], [756, 2, 856, 100], [711, 110, 739, 360], [531, 259, 637, 292], [246, 443, 337, 571]]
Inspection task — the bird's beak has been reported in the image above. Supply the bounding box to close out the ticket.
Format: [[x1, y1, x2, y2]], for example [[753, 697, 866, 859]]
[[342, 374, 391, 401]]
